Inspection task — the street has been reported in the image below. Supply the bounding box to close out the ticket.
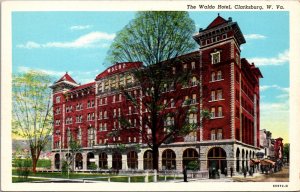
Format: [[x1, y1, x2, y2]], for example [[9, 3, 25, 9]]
[[232, 166, 289, 182]]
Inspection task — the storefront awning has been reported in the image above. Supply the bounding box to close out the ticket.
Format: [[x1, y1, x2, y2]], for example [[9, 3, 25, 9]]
[[260, 159, 275, 166]]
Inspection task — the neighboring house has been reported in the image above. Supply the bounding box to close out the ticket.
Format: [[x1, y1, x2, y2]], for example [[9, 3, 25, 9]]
[[50, 15, 262, 175]]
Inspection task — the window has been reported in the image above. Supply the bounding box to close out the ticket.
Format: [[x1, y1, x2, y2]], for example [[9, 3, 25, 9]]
[[222, 34, 227, 39], [211, 129, 216, 140], [126, 75, 132, 84], [88, 128, 95, 147], [104, 97, 107, 104], [211, 72, 216, 81], [191, 62, 195, 69], [217, 128, 223, 140], [118, 108, 121, 117], [87, 101, 91, 108], [77, 128, 82, 146], [183, 64, 187, 71], [128, 106, 132, 115], [104, 111, 107, 119], [56, 96, 61, 104], [113, 109, 116, 117], [217, 71, 222, 80], [218, 106, 223, 117], [191, 77, 197, 86], [100, 98, 103, 105], [211, 91, 216, 101], [211, 52, 221, 64], [211, 107, 215, 118], [163, 84, 168, 92], [113, 95, 116, 103], [217, 89, 223, 100], [191, 94, 197, 104], [119, 94, 122, 102], [184, 96, 189, 105], [189, 113, 197, 124], [172, 67, 176, 74], [67, 128, 71, 144], [170, 98, 175, 108]]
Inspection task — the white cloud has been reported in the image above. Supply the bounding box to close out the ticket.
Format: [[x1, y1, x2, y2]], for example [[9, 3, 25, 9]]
[[244, 34, 266, 40], [17, 32, 115, 49], [260, 84, 289, 93], [260, 101, 289, 113], [70, 25, 92, 31], [248, 50, 289, 66], [17, 41, 41, 49], [17, 66, 66, 77]]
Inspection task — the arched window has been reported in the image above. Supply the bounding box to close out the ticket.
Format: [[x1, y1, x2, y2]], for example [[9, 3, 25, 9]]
[[162, 149, 176, 170], [217, 71, 222, 80], [143, 150, 153, 170], [112, 152, 122, 170], [211, 72, 216, 81], [211, 107, 215, 118], [99, 152, 108, 169], [87, 152, 95, 169], [127, 151, 138, 169], [75, 153, 83, 170], [182, 148, 199, 169], [191, 76, 197, 86], [218, 106, 223, 117], [54, 154, 60, 169]]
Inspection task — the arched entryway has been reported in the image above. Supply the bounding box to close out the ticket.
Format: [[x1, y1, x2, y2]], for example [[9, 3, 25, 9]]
[[182, 148, 199, 170], [54, 153, 60, 169], [207, 147, 227, 174], [162, 149, 176, 170], [75, 153, 83, 170], [87, 152, 95, 169], [143, 150, 153, 170], [112, 152, 122, 170], [236, 148, 240, 172], [127, 151, 138, 169], [99, 152, 108, 169]]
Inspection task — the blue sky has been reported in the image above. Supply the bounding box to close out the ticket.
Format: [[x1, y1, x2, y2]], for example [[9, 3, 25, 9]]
[[12, 11, 290, 142]]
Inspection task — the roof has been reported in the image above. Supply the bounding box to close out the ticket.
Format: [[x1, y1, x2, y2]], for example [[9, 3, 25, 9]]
[[56, 72, 77, 84], [68, 82, 95, 93], [95, 62, 143, 80], [206, 15, 228, 29]]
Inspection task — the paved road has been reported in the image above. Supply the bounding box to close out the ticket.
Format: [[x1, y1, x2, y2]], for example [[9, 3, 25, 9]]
[[232, 166, 289, 182]]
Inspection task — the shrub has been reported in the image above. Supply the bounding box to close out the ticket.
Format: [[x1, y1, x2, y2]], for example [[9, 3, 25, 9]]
[[88, 163, 97, 170], [187, 161, 199, 171], [15, 158, 31, 181], [61, 160, 69, 176]]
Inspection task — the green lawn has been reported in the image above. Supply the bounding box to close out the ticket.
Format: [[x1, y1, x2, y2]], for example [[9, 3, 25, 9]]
[[12, 177, 50, 183], [13, 159, 51, 168], [12, 170, 183, 182]]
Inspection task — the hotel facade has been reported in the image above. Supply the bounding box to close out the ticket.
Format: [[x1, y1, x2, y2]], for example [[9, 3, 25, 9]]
[[50, 15, 263, 175]]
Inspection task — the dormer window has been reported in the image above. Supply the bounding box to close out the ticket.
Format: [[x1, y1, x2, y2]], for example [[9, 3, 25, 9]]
[[211, 51, 221, 64]]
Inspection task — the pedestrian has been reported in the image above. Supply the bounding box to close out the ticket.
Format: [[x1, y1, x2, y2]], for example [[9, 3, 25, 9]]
[[183, 165, 188, 182], [224, 167, 227, 177], [230, 167, 233, 177], [243, 168, 247, 178]]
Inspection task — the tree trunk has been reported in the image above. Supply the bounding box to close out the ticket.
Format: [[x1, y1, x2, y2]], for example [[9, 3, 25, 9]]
[[32, 157, 37, 173], [152, 145, 159, 171]]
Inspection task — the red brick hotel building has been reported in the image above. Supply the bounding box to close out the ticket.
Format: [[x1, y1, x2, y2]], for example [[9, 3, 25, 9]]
[[51, 15, 262, 175]]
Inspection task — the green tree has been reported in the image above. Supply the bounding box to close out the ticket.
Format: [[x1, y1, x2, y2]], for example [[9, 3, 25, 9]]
[[12, 70, 53, 173], [283, 143, 289, 163], [65, 135, 82, 174], [105, 12, 209, 171]]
